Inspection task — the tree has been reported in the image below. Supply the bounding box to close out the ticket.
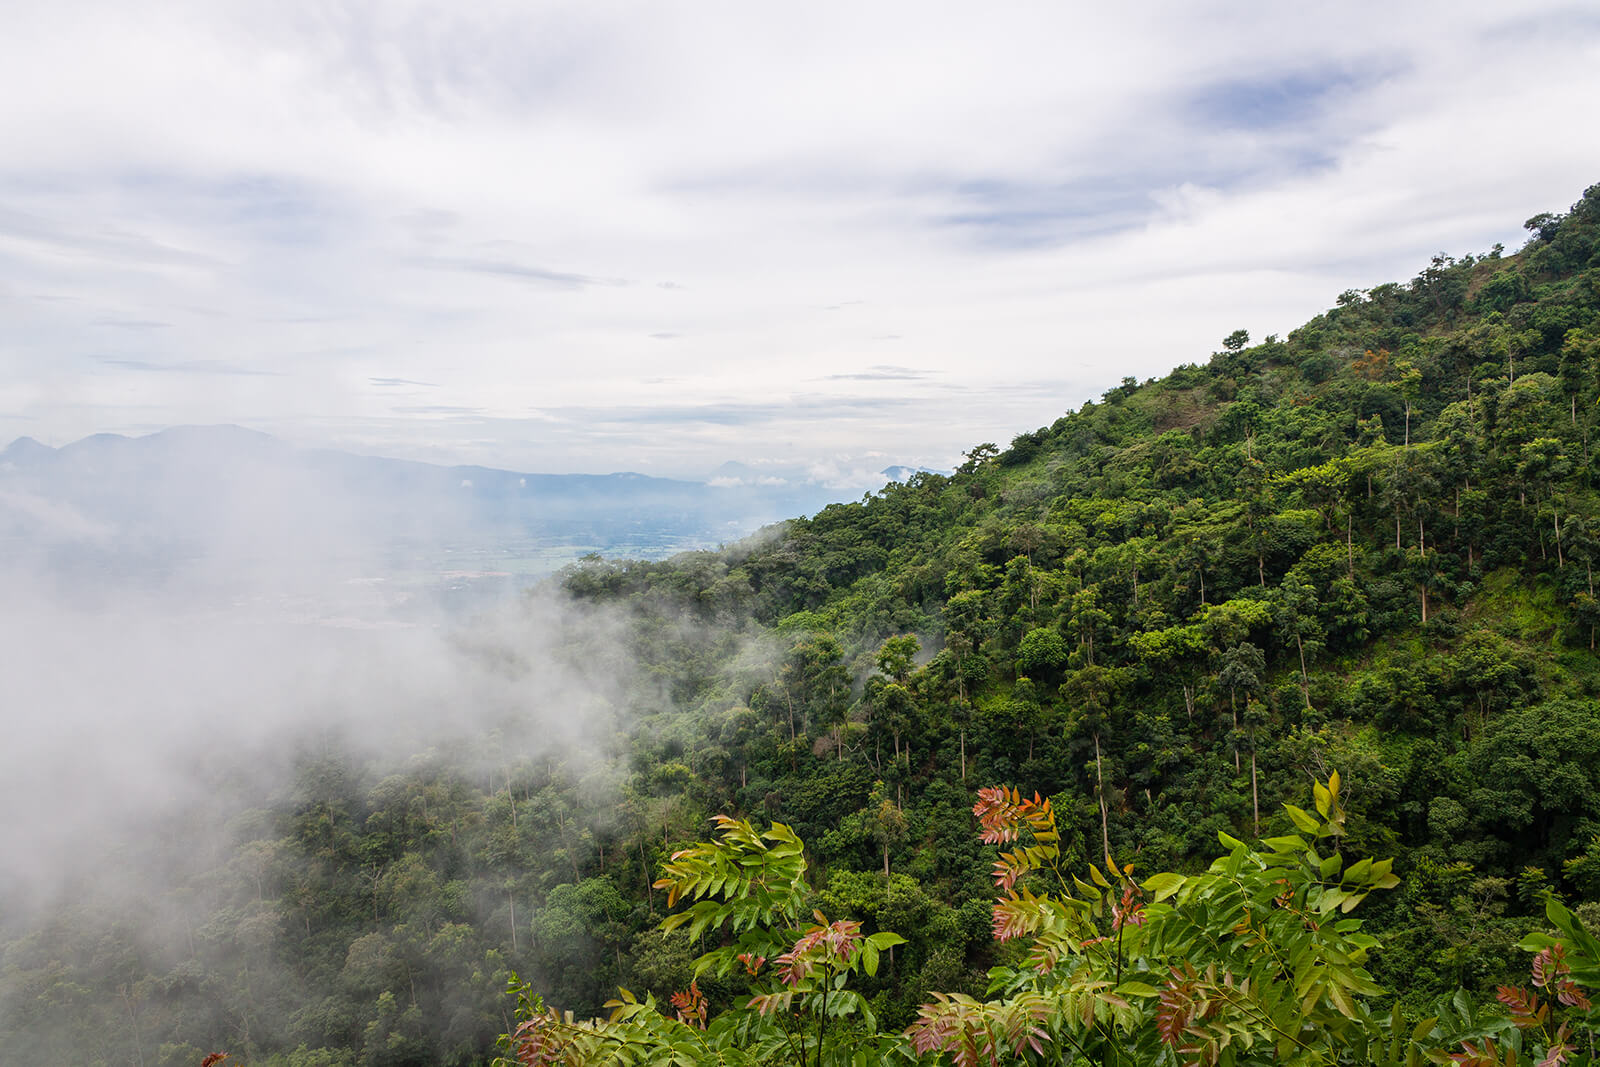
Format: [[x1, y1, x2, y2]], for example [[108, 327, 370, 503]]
[[1222, 329, 1251, 352], [1274, 573, 1325, 707], [1217, 642, 1265, 779], [1060, 664, 1129, 861], [1014, 627, 1068, 678], [873, 635, 919, 684]]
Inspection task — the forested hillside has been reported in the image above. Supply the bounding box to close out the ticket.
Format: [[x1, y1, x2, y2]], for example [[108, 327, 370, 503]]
[[6, 184, 1600, 1067]]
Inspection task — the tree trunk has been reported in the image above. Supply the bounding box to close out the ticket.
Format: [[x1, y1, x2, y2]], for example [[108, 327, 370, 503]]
[[641, 837, 654, 913], [1230, 694, 1239, 772], [1296, 632, 1311, 708], [1251, 750, 1260, 837], [122, 987, 146, 1067], [1094, 732, 1111, 862]]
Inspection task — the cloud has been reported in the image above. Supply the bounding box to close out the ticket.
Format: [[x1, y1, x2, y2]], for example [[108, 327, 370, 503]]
[[99, 358, 286, 376], [92, 317, 172, 329], [0, 2, 1595, 477], [0, 204, 217, 268], [413, 256, 618, 289], [823, 364, 931, 381]]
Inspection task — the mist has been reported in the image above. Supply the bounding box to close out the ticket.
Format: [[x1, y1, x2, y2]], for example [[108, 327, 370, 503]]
[[0, 431, 700, 1065]]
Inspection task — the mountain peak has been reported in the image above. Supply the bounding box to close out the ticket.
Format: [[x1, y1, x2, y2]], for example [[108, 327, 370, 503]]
[[2, 435, 54, 457]]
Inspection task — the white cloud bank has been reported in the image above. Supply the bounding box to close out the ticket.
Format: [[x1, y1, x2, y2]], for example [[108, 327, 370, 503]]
[[1, 1, 1598, 481]]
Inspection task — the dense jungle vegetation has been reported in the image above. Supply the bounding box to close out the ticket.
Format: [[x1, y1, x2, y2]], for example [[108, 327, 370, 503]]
[[6, 183, 1600, 1066]]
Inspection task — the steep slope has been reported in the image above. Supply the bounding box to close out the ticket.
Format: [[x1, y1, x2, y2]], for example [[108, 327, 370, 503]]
[[561, 181, 1600, 1004]]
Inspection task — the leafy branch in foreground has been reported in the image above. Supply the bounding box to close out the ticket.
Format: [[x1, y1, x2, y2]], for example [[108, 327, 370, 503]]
[[495, 815, 906, 1066], [499, 777, 1600, 1066]]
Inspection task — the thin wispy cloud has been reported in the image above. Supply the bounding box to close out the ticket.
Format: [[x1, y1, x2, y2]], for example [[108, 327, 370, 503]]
[[99, 358, 285, 377], [823, 365, 932, 382], [414, 256, 618, 289], [92, 318, 172, 329], [391, 404, 484, 415]]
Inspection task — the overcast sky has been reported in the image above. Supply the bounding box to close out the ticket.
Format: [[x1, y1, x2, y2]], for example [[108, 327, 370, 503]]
[[2, 2, 1598, 485]]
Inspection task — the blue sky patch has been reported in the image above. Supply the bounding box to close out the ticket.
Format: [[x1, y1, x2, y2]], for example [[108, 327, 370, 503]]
[[1188, 67, 1369, 130]]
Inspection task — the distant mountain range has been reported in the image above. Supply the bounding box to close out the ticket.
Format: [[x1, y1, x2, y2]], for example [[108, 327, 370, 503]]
[[0, 426, 894, 602]]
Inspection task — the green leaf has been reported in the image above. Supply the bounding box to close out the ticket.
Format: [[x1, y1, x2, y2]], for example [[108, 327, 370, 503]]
[[1285, 805, 1321, 834], [1141, 872, 1185, 901], [1317, 888, 1350, 914], [1116, 981, 1161, 998], [1263, 834, 1308, 853]]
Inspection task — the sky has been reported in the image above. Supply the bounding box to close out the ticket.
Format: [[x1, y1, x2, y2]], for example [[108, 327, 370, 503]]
[[2, 2, 1599, 486]]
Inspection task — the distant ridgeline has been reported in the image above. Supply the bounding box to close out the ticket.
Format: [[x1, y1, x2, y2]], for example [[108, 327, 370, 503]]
[[0, 427, 849, 601], [5, 184, 1600, 1066]]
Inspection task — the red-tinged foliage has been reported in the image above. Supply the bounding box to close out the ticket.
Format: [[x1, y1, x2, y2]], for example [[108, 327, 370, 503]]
[[1556, 977, 1591, 1010], [1155, 974, 1194, 1049], [973, 786, 1051, 845], [1463, 945, 1595, 1067], [745, 991, 781, 1017], [991, 850, 1027, 891], [773, 912, 862, 986], [507, 1014, 564, 1067], [1534, 944, 1570, 990], [1539, 1024, 1573, 1067], [1451, 1039, 1505, 1067], [1498, 984, 1546, 1028], [905, 992, 1050, 1067], [735, 952, 765, 977], [669, 980, 707, 1030], [989, 891, 1039, 943], [200, 1056, 230, 1067], [1111, 882, 1146, 931]]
